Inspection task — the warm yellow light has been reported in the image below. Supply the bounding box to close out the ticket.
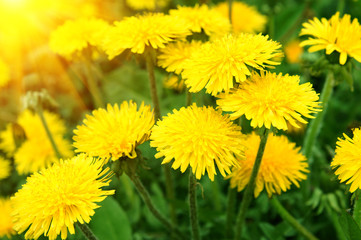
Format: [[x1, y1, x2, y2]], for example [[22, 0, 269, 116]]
[[0, 0, 27, 9]]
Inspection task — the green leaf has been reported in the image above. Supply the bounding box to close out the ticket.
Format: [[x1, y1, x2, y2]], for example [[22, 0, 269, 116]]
[[339, 211, 361, 240], [89, 197, 132, 240], [259, 222, 284, 240]]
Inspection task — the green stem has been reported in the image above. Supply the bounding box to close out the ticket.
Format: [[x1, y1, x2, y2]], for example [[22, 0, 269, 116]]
[[337, 0, 345, 15], [225, 187, 237, 239], [145, 49, 161, 120], [189, 171, 201, 240], [163, 164, 178, 227], [84, 59, 104, 109], [186, 89, 193, 107], [353, 190, 361, 227], [303, 71, 334, 165], [268, 12, 275, 39], [76, 222, 99, 240], [37, 106, 62, 159], [234, 128, 269, 240], [145, 49, 178, 232], [128, 173, 185, 240], [228, 0, 233, 25], [270, 197, 318, 240]]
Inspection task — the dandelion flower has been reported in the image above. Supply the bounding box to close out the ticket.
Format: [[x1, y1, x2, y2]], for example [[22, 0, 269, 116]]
[[217, 71, 321, 130], [215, 2, 267, 33], [125, 0, 170, 11], [0, 124, 16, 157], [158, 40, 203, 74], [285, 40, 304, 64], [103, 13, 191, 59], [0, 59, 10, 87], [182, 34, 283, 95], [50, 18, 110, 59], [331, 128, 361, 192], [14, 110, 73, 174], [74, 101, 154, 160], [169, 4, 231, 37], [229, 132, 309, 197], [163, 75, 185, 92], [150, 104, 245, 181], [12, 154, 115, 240], [0, 198, 15, 238], [0, 157, 11, 180], [300, 12, 361, 65]]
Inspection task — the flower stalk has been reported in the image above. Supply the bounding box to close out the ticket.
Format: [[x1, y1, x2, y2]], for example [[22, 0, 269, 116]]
[[145, 48, 161, 120], [76, 222, 99, 240], [303, 71, 335, 165], [228, 0, 233, 25], [128, 173, 185, 240], [83, 58, 104, 109], [270, 197, 318, 240], [37, 106, 62, 159], [145, 48, 178, 229], [234, 128, 269, 240], [189, 171, 201, 240]]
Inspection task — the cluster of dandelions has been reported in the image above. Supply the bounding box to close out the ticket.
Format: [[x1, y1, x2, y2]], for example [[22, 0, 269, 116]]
[[2, 1, 361, 240]]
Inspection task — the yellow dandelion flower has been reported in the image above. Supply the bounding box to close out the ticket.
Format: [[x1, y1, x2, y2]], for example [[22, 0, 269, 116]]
[[163, 75, 185, 92], [14, 110, 73, 174], [74, 101, 154, 160], [12, 154, 115, 240], [158, 40, 203, 74], [150, 104, 245, 181], [216, 71, 321, 130], [125, 0, 170, 10], [0, 59, 10, 87], [169, 4, 231, 37], [182, 34, 283, 95], [50, 18, 110, 59], [229, 132, 309, 197], [103, 13, 191, 59], [285, 40, 304, 64], [0, 157, 11, 180], [0, 198, 15, 238], [0, 124, 16, 157], [215, 2, 267, 33], [300, 12, 361, 65], [331, 128, 361, 192]]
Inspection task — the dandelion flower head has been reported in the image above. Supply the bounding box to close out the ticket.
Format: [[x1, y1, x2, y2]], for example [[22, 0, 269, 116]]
[[14, 110, 73, 174], [182, 34, 283, 95], [0, 124, 16, 157], [0, 198, 15, 238], [74, 101, 154, 160], [169, 4, 231, 37], [12, 154, 115, 240], [150, 104, 245, 181], [158, 40, 203, 74], [229, 132, 309, 197], [103, 13, 191, 59], [0, 59, 10, 87], [285, 40, 304, 64], [0, 157, 11, 180], [331, 128, 361, 192], [126, 0, 170, 11], [215, 2, 267, 33], [300, 12, 361, 65], [50, 18, 110, 59], [163, 75, 185, 92], [217, 71, 321, 130]]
